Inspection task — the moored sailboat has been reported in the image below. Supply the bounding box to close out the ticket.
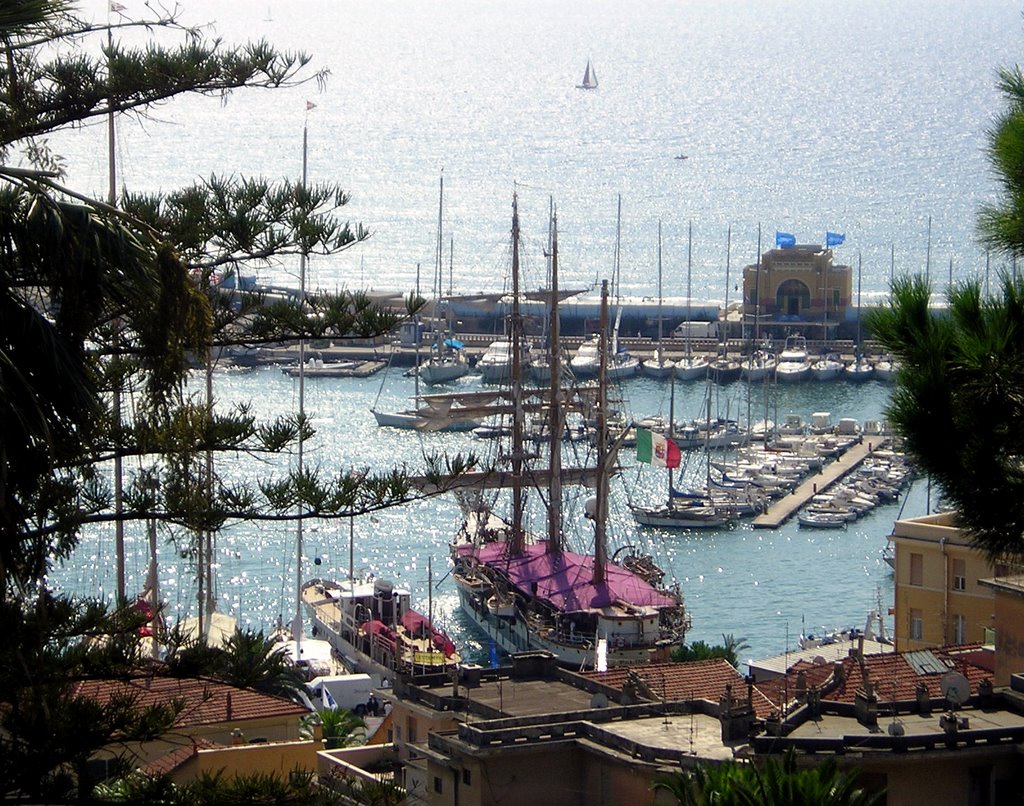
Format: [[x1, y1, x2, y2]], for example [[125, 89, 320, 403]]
[[629, 380, 733, 530], [809, 351, 844, 381], [675, 221, 710, 380], [641, 221, 675, 377], [845, 255, 874, 381], [371, 263, 479, 431], [420, 174, 470, 386], [450, 198, 688, 668]]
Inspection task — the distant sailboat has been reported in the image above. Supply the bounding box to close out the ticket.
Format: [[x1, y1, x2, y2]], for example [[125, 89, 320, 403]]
[[577, 59, 598, 90]]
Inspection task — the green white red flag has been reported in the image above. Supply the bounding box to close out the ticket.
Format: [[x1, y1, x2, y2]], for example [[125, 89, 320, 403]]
[[636, 428, 681, 468]]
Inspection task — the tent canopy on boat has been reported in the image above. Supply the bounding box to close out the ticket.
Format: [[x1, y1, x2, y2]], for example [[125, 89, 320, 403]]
[[462, 542, 677, 613]]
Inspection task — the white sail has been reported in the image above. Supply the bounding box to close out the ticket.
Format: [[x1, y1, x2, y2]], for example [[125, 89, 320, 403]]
[[577, 59, 598, 89]]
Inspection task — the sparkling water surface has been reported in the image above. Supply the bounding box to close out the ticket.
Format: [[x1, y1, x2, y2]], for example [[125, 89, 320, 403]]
[[45, 0, 1011, 664], [57, 367, 919, 668], [52, 0, 1024, 300]]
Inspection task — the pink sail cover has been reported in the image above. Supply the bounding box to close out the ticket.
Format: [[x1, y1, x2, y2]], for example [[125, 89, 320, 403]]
[[457, 541, 676, 612]]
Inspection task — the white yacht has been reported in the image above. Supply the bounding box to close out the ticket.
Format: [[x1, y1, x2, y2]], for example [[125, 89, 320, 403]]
[[775, 334, 811, 383]]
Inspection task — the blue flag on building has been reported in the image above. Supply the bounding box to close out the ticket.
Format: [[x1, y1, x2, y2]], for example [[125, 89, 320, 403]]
[[775, 231, 796, 248], [826, 231, 845, 247], [489, 639, 499, 668]]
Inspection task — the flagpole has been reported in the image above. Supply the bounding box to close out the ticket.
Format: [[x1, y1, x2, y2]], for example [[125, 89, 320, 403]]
[[294, 101, 313, 650]]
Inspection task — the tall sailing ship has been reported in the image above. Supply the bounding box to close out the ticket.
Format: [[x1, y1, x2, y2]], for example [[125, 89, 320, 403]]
[[449, 197, 689, 669]]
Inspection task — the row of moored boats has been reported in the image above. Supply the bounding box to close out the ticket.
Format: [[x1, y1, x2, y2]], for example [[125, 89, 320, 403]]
[[432, 332, 897, 386]]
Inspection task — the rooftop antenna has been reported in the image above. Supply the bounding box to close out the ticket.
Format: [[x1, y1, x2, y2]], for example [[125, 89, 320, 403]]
[[688, 690, 696, 753], [783, 621, 790, 718], [661, 668, 671, 730], [941, 671, 969, 712], [888, 672, 904, 736]]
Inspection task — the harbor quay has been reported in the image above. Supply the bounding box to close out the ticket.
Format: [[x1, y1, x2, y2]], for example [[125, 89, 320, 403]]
[[222, 332, 883, 370], [226, 238, 890, 369]]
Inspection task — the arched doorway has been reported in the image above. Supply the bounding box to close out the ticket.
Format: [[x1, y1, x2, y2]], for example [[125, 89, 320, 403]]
[[776, 279, 810, 317]]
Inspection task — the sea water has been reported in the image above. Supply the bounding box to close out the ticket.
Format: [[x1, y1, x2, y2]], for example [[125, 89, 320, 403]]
[[41, 0, 1014, 663], [53, 0, 1023, 301], [55, 366, 917, 667]]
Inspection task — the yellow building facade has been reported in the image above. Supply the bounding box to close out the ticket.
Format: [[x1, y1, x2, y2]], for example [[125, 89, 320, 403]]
[[979, 575, 1024, 686], [890, 512, 999, 651], [741, 244, 852, 336]]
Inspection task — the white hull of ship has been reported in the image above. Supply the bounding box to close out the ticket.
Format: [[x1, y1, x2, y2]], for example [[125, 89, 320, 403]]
[[775, 362, 811, 383], [641, 358, 676, 378], [629, 503, 731, 529], [453, 579, 661, 669], [675, 357, 709, 380], [306, 605, 395, 683], [420, 359, 469, 386], [372, 408, 478, 431], [304, 579, 459, 681], [478, 362, 512, 383]]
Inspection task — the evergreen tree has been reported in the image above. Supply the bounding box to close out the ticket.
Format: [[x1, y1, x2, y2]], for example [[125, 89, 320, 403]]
[[651, 753, 882, 806], [864, 57, 1024, 565], [0, 3, 472, 798]]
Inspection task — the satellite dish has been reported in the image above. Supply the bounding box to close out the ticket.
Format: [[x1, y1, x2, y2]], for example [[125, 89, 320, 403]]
[[590, 692, 608, 709], [940, 671, 970, 707]]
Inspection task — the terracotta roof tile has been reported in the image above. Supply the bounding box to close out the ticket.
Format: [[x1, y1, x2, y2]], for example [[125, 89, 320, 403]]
[[582, 660, 776, 718], [72, 675, 309, 729], [143, 737, 217, 777], [755, 644, 994, 709]]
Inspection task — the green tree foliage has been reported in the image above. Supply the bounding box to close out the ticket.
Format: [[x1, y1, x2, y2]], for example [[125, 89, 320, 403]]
[[978, 64, 1024, 257], [94, 767, 330, 805], [300, 707, 368, 750], [0, 2, 470, 799], [0, 0, 459, 600], [162, 627, 310, 704], [867, 55, 1024, 563], [867, 274, 1024, 562], [0, 592, 183, 800], [651, 752, 882, 806], [671, 633, 749, 667]]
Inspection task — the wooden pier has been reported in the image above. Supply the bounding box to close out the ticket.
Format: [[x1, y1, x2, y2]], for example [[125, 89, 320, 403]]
[[751, 437, 890, 529]]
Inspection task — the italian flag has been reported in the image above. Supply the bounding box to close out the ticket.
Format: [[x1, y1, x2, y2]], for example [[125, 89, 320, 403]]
[[636, 428, 681, 468]]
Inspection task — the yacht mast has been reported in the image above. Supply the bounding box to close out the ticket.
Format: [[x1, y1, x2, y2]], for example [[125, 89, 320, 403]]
[[723, 224, 731, 349], [434, 173, 444, 360], [686, 221, 693, 359], [656, 220, 663, 360]]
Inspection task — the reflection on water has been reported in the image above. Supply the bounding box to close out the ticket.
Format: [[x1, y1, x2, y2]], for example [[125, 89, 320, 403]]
[[54, 367, 919, 666]]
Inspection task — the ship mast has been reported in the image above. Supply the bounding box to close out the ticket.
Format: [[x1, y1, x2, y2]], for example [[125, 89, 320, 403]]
[[508, 194, 526, 555], [592, 280, 610, 584], [546, 209, 563, 554]]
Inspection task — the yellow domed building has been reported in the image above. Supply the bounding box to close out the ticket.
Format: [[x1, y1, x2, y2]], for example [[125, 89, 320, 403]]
[[741, 241, 852, 339]]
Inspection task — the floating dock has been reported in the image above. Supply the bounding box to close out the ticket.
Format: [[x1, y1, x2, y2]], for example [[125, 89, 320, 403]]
[[751, 437, 889, 529]]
